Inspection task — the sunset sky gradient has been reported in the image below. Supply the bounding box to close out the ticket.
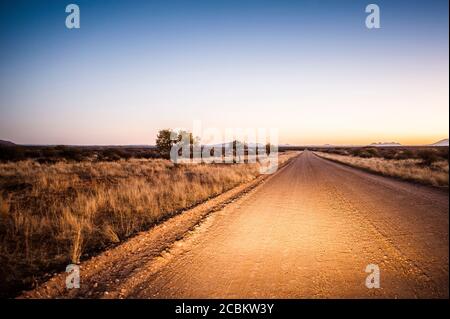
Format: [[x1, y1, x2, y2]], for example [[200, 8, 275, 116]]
[[0, 0, 448, 145]]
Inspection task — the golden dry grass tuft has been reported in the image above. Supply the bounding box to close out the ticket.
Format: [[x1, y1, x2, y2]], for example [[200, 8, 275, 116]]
[[0, 152, 297, 296], [315, 151, 448, 187]]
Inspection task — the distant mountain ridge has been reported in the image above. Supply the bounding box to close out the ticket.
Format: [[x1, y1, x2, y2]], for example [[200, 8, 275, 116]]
[[0, 139, 16, 146], [430, 138, 449, 146], [369, 142, 402, 147]]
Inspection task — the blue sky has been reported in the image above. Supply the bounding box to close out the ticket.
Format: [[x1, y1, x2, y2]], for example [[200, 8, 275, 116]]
[[0, 0, 448, 145]]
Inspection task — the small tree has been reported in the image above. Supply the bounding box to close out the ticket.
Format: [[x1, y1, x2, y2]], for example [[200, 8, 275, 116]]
[[156, 129, 174, 159]]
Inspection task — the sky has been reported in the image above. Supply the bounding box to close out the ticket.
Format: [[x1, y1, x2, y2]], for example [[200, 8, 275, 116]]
[[0, 0, 448, 146]]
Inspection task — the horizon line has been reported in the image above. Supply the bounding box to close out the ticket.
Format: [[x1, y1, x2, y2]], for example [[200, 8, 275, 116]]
[[2, 139, 448, 148]]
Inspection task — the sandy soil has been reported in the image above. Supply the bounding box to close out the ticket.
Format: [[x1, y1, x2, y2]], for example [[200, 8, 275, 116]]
[[21, 151, 448, 298]]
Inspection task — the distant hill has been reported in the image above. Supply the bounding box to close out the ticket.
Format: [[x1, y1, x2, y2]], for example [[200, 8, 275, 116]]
[[207, 141, 266, 148], [369, 142, 402, 147], [430, 138, 449, 147], [0, 139, 16, 146]]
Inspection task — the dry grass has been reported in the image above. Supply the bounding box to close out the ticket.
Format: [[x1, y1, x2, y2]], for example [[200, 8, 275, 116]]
[[0, 152, 297, 296], [315, 152, 449, 187]]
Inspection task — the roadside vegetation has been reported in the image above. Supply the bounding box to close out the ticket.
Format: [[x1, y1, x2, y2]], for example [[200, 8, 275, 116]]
[[0, 137, 297, 297], [314, 147, 448, 187], [0, 145, 160, 163]]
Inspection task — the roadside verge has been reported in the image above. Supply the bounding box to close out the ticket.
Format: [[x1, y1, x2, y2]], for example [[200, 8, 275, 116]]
[[20, 153, 299, 298]]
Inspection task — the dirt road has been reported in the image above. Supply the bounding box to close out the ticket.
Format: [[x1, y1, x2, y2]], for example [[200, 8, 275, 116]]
[[24, 151, 448, 298]]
